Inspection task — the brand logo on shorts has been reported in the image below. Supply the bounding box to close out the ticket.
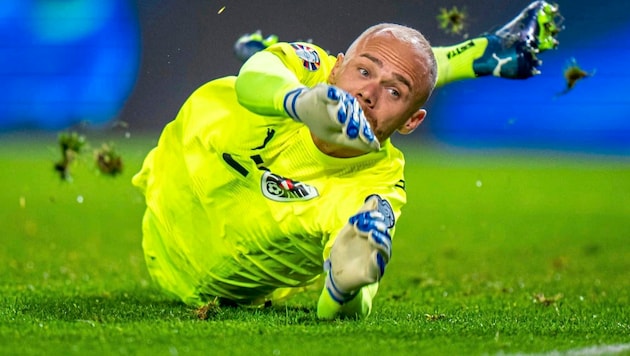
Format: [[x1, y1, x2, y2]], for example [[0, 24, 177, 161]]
[[290, 43, 320, 71], [261, 171, 319, 202]]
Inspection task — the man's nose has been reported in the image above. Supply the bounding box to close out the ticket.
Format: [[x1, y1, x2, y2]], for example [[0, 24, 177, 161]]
[[357, 82, 378, 108]]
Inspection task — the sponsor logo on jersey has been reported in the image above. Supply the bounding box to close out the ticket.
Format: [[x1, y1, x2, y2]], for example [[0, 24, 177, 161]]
[[252, 128, 275, 150], [366, 194, 395, 228], [261, 171, 319, 202], [290, 43, 320, 71]]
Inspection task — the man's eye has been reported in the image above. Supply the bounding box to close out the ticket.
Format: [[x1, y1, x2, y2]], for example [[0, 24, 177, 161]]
[[389, 88, 400, 98], [359, 68, 368, 76]]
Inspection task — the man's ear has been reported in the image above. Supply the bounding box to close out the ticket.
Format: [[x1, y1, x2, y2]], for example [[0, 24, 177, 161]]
[[328, 53, 344, 84], [397, 109, 426, 135]]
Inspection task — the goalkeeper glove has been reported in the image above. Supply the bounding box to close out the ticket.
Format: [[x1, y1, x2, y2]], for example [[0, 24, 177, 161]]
[[283, 84, 380, 153], [317, 196, 393, 319]]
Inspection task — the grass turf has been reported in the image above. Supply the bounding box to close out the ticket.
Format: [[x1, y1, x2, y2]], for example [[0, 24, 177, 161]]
[[1, 133, 629, 355]]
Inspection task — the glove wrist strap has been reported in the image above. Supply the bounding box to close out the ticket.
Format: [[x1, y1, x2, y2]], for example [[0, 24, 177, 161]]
[[283, 88, 304, 122], [325, 270, 358, 305]]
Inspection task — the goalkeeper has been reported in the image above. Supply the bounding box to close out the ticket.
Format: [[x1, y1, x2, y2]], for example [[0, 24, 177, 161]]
[[133, 2, 561, 320]]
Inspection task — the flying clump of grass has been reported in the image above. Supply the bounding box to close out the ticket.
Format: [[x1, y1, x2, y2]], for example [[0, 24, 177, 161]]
[[94, 143, 123, 176], [54, 131, 87, 181], [195, 297, 223, 320], [53, 131, 124, 181]]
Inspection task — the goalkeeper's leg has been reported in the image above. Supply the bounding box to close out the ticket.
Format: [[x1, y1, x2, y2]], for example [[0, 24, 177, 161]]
[[234, 2, 562, 89], [433, 0, 563, 87]]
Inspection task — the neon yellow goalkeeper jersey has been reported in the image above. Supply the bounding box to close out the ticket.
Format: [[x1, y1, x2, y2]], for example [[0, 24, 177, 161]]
[[132, 42, 407, 307]]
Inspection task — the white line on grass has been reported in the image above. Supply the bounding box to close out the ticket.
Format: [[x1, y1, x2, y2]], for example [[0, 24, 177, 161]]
[[496, 343, 630, 356]]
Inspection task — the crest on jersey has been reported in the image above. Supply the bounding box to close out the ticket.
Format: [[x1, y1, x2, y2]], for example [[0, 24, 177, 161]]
[[290, 43, 320, 71], [366, 194, 395, 228], [261, 171, 319, 202]]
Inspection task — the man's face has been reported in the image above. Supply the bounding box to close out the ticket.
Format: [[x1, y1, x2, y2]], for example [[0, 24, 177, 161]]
[[328, 33, 431, 142]]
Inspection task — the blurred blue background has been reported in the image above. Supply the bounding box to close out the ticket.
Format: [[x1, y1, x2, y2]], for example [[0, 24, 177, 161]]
[[1, 0, 628, 154], [428, 4, 630, 154], [0, 0, 140, 130]]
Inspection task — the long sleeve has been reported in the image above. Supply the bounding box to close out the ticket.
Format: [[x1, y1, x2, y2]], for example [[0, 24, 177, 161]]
[[235, 50, 304, 116], [234, 42, 336, 116]]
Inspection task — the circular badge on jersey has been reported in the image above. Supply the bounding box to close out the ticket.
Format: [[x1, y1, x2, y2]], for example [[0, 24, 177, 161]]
[[366, 194, 395, 229], [261, 171, 319, 202], [290, 43, 320, 71]]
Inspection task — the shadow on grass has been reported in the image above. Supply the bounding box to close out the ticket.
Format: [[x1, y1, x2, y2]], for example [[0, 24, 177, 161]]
[[8, 290, 318, 324], [195, 301, 316, 324], [10, 290, 190, 323]]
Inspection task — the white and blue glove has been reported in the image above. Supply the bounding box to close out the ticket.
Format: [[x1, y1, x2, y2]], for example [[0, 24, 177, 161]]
[[317, 196, 393, 319], [283, 84, 380, 153]]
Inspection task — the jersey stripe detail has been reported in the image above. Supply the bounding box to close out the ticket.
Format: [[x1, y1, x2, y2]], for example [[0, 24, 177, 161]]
[[222, 153, 249, 177]]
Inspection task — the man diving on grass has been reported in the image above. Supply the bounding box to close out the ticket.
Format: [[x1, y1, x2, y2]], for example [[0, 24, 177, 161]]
[[133, 1, 563, 320]]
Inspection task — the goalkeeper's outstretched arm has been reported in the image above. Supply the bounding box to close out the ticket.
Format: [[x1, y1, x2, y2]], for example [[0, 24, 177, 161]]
[[317, 196, 393, 320]]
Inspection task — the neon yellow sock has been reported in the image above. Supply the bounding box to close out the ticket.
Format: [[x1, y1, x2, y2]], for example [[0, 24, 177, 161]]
[[317, 283, 379, 320], [338, 283, 378, 318], [433, 37, 489, 88]]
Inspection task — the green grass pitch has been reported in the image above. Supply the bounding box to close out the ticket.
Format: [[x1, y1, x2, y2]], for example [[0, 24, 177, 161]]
[[1, 133, 629, 355]]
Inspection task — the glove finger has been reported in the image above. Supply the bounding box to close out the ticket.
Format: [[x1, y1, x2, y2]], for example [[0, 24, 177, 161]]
[[368, 230, 392, 261], [331, 100, 380, 152], [349, 211, 387, 233], [326, 86, 342, 102], [344, 100, 360, 139], [359, 195, 380, 212], [333, 91, 349, 124], [370, 250, 387, 280], [366, 211, 388, 231], [359, 119, 378, 149], [336, 107, 347, 125]]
